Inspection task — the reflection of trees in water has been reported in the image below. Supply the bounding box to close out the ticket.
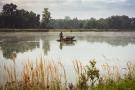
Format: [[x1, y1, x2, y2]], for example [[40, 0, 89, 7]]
[[59, 41, 76, 50], [43, 40, 50, 55], [1, 33, 135, 59], [78, 36, 135, 46], [0, 41, 39, 59], [0, 38, 51, 59]]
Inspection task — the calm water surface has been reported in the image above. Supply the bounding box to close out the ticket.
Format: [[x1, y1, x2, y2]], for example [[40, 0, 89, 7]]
[[0, 32, 135, 82]]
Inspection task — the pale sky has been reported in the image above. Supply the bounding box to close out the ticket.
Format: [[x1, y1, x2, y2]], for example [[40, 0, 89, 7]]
[[0, 0, 135, 19]]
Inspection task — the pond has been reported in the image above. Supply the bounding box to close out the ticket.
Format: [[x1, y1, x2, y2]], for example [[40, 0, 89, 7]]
[[0, 32, 135, 83]]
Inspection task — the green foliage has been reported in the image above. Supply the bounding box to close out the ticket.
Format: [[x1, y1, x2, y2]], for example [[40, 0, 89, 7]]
[[77, 59, 99, 89], [86, 60, 99, 86], [85, 18, 97, 29], [90, 79, 135, 90], [41, 8, 51, 28], [48, 16, 135, 29], [0, 3, 40, 28]]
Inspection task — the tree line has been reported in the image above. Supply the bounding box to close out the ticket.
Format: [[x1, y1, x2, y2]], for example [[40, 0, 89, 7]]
[[49, 16, 135, 29], [0, 3, 135, 29], [0, 3, 40, 28]]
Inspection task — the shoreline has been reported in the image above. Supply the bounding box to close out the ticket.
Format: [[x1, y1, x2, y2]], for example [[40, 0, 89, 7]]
[[0, 29, 135, 32]]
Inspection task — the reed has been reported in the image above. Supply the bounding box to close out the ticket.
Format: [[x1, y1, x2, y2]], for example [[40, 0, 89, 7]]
[[126, 61, 135, 79], [101, 64, 121, 83], [73, 60, 83, 82], [1, 57, 68, 90], [0, 58, 135, 90]]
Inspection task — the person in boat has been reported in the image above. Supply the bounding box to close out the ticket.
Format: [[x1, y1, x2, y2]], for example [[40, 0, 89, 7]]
[[59, 32, 63, 41]]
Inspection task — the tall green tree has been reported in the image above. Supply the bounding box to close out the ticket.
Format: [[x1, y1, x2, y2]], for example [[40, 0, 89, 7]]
[[41, 8, 51, 28]]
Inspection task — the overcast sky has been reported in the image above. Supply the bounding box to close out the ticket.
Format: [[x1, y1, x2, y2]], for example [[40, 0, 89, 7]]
[[0, 0, 135, 19]]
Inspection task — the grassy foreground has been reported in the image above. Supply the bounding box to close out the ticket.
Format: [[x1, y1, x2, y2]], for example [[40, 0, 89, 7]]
[[0, 57, 135, 90]]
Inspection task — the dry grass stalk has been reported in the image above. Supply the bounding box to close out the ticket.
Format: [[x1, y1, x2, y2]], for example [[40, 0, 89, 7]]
[[0, 57, 68, 90], [73, 60, 82, 78], [126, 61, 135, 79]]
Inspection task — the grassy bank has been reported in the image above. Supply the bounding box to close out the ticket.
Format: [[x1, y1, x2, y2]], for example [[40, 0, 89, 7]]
[[0, 58, 135, 90], [0, 29, 135, 32]]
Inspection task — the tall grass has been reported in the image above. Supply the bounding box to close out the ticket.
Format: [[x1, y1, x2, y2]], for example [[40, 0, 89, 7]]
[[1, 57, 68, 90], [0, 57, 135, 90], [89, 61, 135, 90]]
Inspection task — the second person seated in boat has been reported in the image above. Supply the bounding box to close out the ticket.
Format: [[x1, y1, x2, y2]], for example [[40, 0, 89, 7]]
[[64, 36, 75, 40]]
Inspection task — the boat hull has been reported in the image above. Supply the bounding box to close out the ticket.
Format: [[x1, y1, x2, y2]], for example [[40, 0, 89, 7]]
[[57, 36, 76, 42]]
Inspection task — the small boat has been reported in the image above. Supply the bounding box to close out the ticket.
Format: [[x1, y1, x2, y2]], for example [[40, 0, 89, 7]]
[[57, 32, 76, 42], [57, 36, 76, 42]]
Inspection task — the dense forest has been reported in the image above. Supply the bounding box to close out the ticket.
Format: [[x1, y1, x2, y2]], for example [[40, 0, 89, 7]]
[[0, 3, 135, 29]]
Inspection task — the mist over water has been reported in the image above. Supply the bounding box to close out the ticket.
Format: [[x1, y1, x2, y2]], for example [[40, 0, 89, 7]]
[[0, 32, 135, 82]]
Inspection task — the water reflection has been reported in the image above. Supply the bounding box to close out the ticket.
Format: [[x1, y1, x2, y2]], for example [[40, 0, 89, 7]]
[[59, 41, 76, 50], [0, 32, 135, 60], [43, 40, 50, 55], [84, 36, 135, 46], [0, 41, 39, 59], [0, 39, 50, 59]]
